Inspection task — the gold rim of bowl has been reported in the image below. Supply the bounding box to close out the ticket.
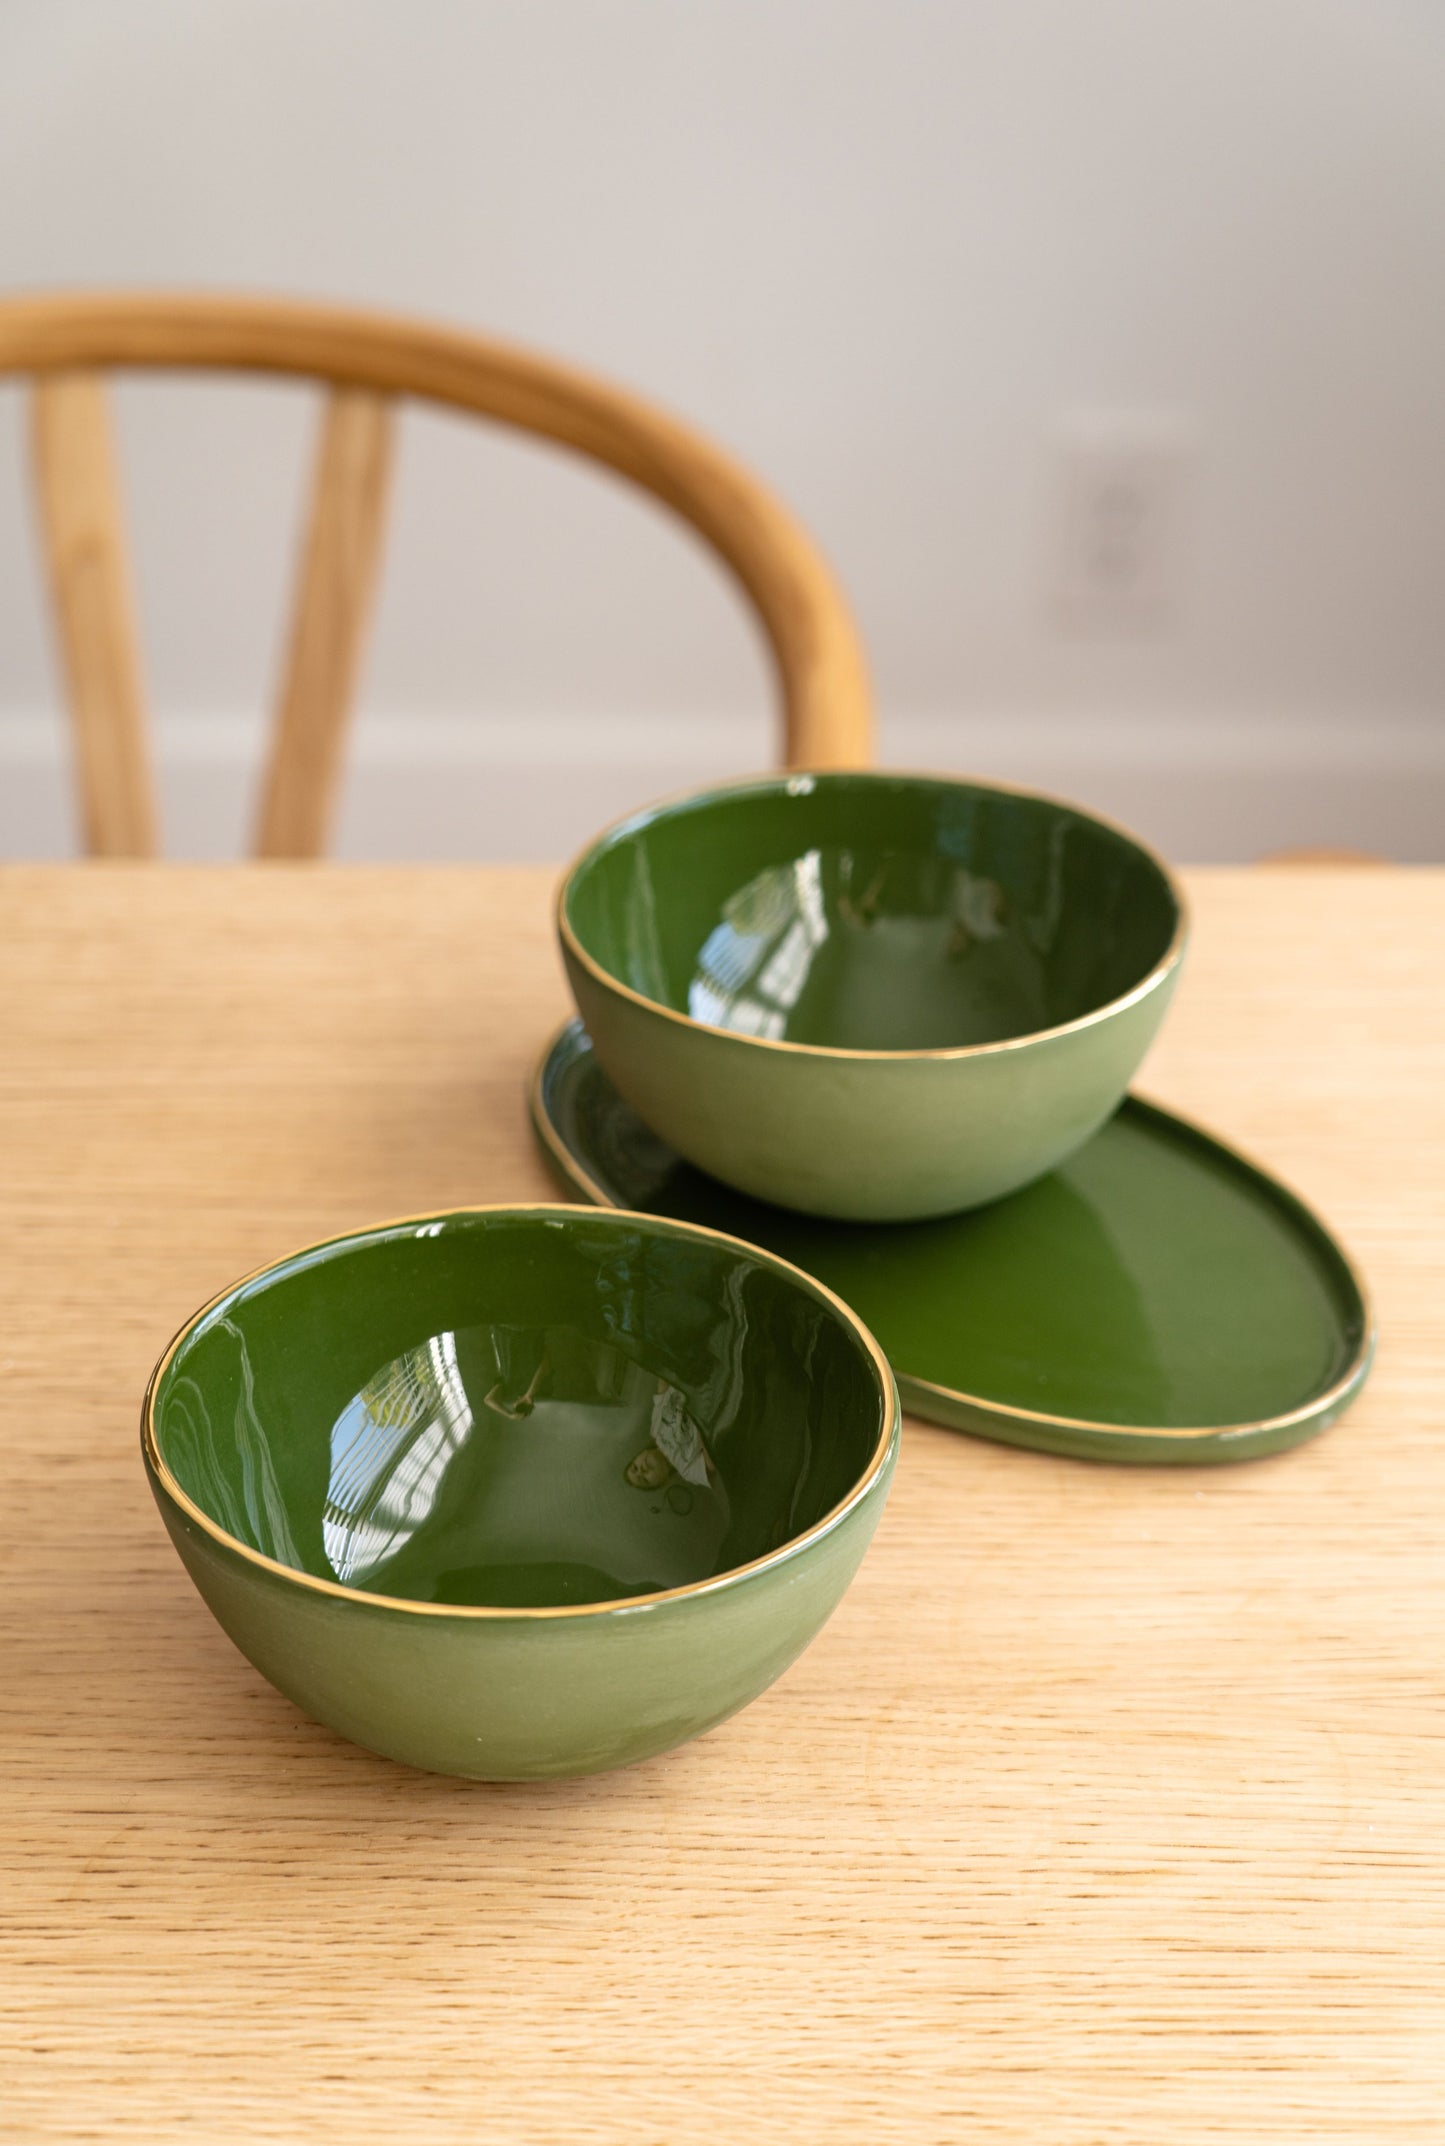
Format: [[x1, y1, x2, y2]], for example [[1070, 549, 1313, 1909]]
[[141, 1202, 901, 1621], [556, 767, 1191, 1062]]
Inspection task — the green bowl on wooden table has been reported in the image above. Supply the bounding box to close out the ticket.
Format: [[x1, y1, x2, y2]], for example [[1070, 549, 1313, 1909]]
[[558, 771, 1187, 1222], [143, 1205, 899, 1781]]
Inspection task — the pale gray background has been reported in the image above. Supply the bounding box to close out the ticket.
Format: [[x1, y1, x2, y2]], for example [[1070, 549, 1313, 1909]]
[[1, 0, 1442, 859]]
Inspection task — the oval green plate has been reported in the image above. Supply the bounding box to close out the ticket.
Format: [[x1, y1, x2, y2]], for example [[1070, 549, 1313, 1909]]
[[530, 1021, 1373, 1465]]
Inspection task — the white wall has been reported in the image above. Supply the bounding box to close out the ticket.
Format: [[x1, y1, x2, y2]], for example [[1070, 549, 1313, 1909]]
[[1, 0, 1443, 860]]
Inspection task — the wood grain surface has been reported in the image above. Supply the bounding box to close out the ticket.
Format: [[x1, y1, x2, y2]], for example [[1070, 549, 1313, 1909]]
[[1, 864, 1442, 2144]]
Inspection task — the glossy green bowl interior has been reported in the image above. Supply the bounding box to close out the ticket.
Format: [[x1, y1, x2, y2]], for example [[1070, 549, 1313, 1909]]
[[148, 1208, 889, 1611], [563, 772, 1181, 1052]]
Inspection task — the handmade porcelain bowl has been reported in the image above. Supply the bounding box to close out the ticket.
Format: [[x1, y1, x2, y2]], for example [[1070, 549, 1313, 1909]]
[[559, 771, 1187, 1221], [143, 1205, 898, 1781]]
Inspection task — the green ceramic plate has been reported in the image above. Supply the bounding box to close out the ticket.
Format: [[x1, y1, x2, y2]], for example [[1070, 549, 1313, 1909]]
[[531, 1021, 1374, 1465]]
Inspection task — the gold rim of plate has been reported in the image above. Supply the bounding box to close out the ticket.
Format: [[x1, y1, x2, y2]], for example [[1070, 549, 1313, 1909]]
[[529, 1021, 1376, 1453]]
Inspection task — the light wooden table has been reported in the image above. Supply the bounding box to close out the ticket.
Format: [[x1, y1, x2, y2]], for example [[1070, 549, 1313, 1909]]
[[2, 864, 1442, 2145]]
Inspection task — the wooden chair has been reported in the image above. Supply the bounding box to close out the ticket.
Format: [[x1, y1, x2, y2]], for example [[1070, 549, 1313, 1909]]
[[0, 292, 873, 857]]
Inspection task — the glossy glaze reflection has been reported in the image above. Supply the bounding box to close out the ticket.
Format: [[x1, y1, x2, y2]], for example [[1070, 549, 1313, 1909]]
[[322, 1328, 732, 1603], [154, 1212, 883, 1609], [143, 1207, 898, 1779], [570, 777, 1178, 1051], [167, 1317, 740, 1607], [558, 772, 1187, 1219], [533, 1022, 1374, 1465]]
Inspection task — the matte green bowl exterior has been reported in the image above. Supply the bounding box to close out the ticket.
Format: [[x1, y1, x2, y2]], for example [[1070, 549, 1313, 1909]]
[[143, 1206, 898, 1781], [559, 773, 1186, 1222], [564, 951, 1180, 1222], [146, 1464, 893, 1780]]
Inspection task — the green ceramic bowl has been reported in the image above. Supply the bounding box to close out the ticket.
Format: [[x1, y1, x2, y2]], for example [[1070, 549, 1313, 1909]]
[[559, 771, 1188, 1221], [143, 1205, 898, 1781]]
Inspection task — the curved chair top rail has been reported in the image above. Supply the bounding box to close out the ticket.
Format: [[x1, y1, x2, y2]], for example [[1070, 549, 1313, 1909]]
[[2, 292, 872, 856]]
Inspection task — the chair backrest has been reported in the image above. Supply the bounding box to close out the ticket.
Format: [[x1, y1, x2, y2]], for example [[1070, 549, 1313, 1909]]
[[0, 292, 873, 857]]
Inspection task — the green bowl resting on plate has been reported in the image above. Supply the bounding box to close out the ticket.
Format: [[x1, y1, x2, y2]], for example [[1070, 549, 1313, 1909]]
[[559, 771, 1187, 1221], [144, 1206, 898, 1780], [533, 1022, 1374, 1467]]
